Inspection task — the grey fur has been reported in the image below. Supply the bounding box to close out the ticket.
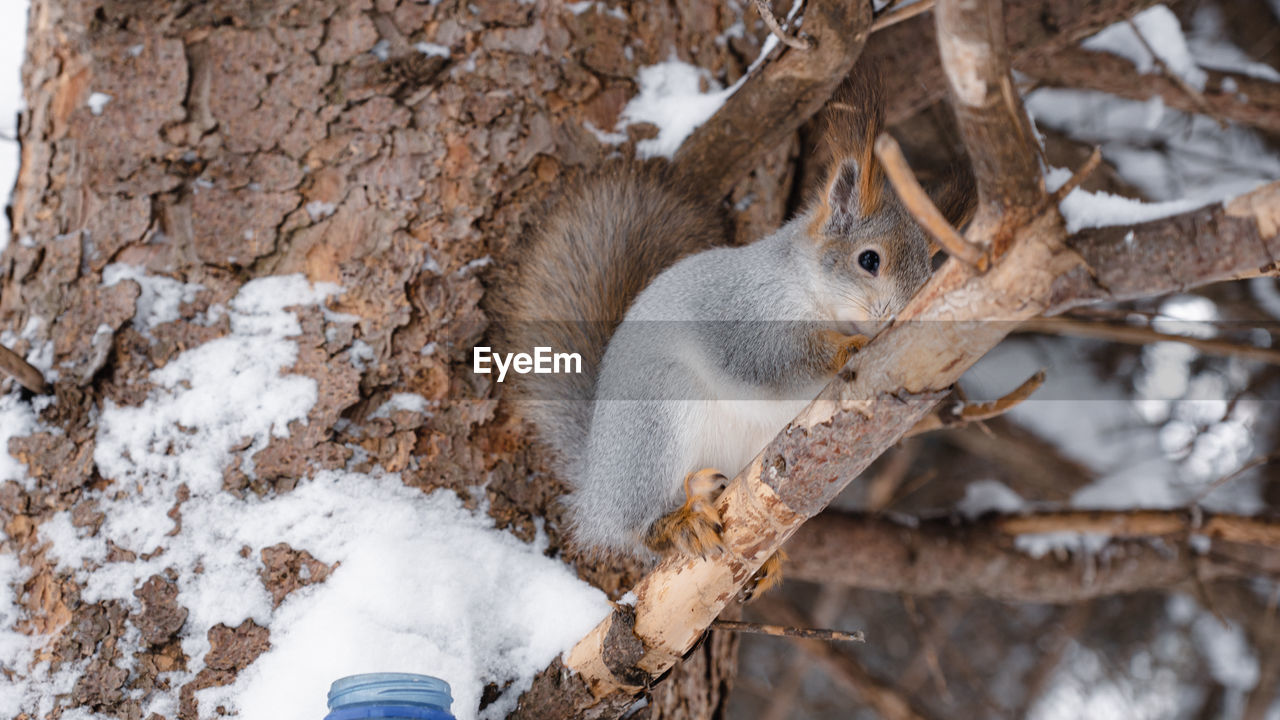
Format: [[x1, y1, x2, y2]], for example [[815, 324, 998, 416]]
[[566, 169, 933, 555]]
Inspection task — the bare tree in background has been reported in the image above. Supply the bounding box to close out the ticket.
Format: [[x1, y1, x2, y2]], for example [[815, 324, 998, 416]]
[[3, 0, 1280, 719]]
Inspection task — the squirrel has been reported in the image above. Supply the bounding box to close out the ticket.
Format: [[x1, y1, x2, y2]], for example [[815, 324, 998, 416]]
[[503, 69, 972, 584]]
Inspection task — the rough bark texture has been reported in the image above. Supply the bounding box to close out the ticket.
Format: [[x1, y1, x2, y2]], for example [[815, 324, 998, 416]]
[[1050, 181, 1280, 313], [2, 0, 803, 717], [7, 0, 1280, 718]]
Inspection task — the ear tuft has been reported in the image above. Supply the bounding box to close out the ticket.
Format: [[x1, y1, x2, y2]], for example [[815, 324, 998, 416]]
[[812, 62, 886, 231]]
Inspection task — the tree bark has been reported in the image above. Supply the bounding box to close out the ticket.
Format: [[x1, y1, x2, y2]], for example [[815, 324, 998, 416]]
[[784, 510, 1280, 603], [3, 1, 787, 717]]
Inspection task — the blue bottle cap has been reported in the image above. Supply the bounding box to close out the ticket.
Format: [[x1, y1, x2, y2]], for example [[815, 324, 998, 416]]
[[325, 673, 455, 720]]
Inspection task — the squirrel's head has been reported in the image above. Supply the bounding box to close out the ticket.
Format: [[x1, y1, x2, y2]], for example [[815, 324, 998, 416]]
[[805, 65, 974, 335], [806, 155, 937, 336]]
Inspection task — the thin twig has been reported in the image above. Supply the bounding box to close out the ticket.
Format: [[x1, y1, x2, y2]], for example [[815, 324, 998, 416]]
[[994, 509, 1280, 546], [871, 0, 935, 33], [1194, 452, 1280, 504], [758, 585, 848, 720], [752, 0, 811, 50], [874, 132, 987, 269], [711, 619, 865, 643], [906, 370, 1045, 437], [754, 596, 934, 720], [1021, 316, 1280, 366], [0, 343, 49, 394], [900, 595, 952, 701], [1049, 146, 1102, 204], [1124, 17, 1227, 129]]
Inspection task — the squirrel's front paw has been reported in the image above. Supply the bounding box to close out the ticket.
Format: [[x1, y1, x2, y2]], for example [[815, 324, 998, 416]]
[[644, 468, 728, 558]]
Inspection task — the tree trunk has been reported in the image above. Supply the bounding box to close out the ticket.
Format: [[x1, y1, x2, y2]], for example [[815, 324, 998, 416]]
[[3, 0, 797, 717]]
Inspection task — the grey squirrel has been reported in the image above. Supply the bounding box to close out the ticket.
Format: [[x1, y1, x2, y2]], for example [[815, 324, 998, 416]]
[[505, 70, 972, 579]]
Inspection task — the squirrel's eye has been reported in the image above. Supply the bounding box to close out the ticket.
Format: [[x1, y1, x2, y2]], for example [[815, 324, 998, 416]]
[[858, 250, 880, 276]]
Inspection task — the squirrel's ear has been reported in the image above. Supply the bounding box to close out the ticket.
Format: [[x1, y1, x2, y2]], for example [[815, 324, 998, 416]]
[[828, 159, 863, 220], [811, 155, 883, 236], [810, 62, 886, 237]]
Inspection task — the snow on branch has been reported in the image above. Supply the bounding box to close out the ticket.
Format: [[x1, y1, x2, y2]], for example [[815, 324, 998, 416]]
[[671, 0, 872, 198], [1022, 47, 1280, 134], [1049, 179, 1280, 314]]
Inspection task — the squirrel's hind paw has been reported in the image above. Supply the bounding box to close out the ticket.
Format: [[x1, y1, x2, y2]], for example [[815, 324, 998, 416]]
[[738, 551, 786, 602], [644, 468, 728, 558]]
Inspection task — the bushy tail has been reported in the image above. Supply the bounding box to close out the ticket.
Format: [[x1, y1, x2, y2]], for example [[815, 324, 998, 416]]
[[500, 161, 727, 472]]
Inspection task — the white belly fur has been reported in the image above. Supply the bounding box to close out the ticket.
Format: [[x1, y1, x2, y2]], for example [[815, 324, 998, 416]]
[[678, 398, 812, 480]]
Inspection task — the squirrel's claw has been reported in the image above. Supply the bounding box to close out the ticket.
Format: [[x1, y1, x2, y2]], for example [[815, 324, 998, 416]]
[[645, 469, 728, 558]]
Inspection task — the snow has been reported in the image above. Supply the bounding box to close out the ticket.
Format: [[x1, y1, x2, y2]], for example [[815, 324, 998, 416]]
[[305, 201, 337, 220], [87, 91, 112, 116], [1029, 88, 1280, 220], [1082, 5, 1207, 91], [414, 42, 451, 58], [1191, 612, 1259, 691], [0, 273, 612, 720], [198, 475, 611, 720], [0, 548, 33, 710], [619, 59, 735, 158], [957, 479, 1026, 519], [0, 391, 43, 489], [1013, 531, 1111, 559], [1047, 165, 1207, 233], [369, 392, 433, 419], [962, 306, 1264, 518], [613, 0, 801, 157], [1030, 4, 1280, 231], [1186, 5, 1280, 81], [94, 274, 334, 509], [102, 263, 204, 336], [1030, 642, 1194, 720]]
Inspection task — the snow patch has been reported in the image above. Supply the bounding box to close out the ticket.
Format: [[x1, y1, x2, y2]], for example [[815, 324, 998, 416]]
[[1014, 531, 1111, 559], [369, 393, 432, 420], [1082, 5, 1207, 90], [87, 92, 112, 115], [102, 263, 204, 335], [196, 476, 611, 720], [414, 42, 451, 58], [957, 479, 1026, 519], [1048, 165, 1208, 232]]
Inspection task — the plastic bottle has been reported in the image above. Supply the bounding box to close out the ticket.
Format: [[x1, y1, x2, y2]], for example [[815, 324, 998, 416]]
[[324, 672, 456, 720]]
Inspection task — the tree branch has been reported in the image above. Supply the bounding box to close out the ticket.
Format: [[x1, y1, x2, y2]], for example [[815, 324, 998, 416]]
[[873, 0, 1162, 123], [875, 132, 987, 269], [1022, 47, 1280, 134], [1021, 315, 1280, 366], [672, 0, 871, 198], [0, 343, 49, 395], [1048, 180, 1280, 314], [516, 3, 1280, 716], [906, 369, 1045, 437], [935, 0, 1044, 244], [785, 511, 1280, 603], [710, 619, 864, 644], [752, 595, 939, 720]]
